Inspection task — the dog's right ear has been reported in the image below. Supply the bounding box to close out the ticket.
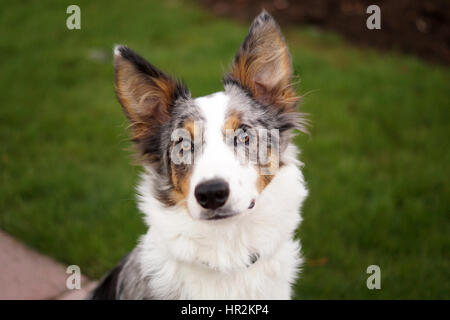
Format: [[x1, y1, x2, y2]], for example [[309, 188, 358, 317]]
[[114, 45, 189, 155]]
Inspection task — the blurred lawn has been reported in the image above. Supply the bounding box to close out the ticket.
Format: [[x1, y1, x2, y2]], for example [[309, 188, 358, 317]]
[[0, 0, 449, 299]]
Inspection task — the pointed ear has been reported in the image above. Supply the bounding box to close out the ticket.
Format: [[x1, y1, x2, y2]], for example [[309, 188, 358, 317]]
[[225, 11, 298, 111], [114, 45, 189, 153]]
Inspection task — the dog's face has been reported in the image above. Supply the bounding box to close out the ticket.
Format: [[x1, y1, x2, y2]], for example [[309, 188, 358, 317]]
[[114, 11, 305, 221]]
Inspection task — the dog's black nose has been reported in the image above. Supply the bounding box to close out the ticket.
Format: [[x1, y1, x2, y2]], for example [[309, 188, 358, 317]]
[[195, 179, 229, 210]]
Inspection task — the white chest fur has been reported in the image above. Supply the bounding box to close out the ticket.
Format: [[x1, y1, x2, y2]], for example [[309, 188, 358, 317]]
[[140, 232, 300, 299]]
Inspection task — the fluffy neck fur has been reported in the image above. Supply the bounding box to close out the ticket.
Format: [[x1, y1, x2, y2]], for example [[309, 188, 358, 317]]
[[133, 143, 307, 299]]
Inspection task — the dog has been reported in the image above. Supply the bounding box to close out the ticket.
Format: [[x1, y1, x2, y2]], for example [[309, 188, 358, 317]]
[[90, 10, 308, 300]]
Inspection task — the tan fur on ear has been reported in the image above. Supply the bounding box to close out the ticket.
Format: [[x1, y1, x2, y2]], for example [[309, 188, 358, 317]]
[[114, 46, 188, 146], [115, 58, 172, 141], [228, 11, 299, 112]]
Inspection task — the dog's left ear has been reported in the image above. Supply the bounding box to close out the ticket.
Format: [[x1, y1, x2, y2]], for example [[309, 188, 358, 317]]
[[114, 45, 190, 157], [225, 10, 298, 112]]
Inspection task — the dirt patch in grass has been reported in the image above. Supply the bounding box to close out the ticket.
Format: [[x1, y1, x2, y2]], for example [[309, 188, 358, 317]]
[[199, 0, 450, 65]]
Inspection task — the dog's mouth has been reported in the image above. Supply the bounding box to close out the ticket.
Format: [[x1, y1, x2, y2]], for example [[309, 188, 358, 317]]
[[201, 208, 238, 221], [200, 199, 256, 221], [205, 214, 235, 220]]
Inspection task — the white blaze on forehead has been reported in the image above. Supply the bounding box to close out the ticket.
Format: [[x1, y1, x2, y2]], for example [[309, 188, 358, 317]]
[[193, 92, 231, 178], [195, 92, 229, 138]]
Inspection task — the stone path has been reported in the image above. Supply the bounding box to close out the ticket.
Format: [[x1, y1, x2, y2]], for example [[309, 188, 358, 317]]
[[0, 231, 97, 300]]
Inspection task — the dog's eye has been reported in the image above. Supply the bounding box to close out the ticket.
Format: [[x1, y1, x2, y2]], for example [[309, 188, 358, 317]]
[[181, 139, 191, 151], [234, 125, 251, 146], [175, 138, 195, 157], [175, 137, 191, 149], [237, 131, 249, 144]]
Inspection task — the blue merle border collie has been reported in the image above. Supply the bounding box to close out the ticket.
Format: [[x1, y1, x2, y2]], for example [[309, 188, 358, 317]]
[[90, 10, 308, 300]]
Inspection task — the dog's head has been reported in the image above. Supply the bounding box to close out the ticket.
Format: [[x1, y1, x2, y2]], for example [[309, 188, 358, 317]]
[[114, 11, 306, 221]]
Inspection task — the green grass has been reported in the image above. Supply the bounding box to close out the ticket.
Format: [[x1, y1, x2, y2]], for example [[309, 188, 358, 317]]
[[0, 0, 449, 299]]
